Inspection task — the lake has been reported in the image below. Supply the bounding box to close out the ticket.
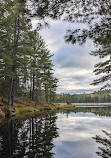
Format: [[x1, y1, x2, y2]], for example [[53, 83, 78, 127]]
[[0, 107, 111, 158]]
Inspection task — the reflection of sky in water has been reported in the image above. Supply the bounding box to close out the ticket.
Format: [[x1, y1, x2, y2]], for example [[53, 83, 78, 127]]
[[53, 112, 111, 158]]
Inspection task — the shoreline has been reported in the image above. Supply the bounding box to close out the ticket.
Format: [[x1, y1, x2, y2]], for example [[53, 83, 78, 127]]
[[58, 103, 111, 106], [1, 100, 111, 122], [0, 101, 75, 122]]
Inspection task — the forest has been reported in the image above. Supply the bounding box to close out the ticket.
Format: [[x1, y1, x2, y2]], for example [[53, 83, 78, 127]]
[[0, 1, 111, 158], [0, 0, 111, 117], [56, 90, 111, 103], [0, 0, 58, 116]]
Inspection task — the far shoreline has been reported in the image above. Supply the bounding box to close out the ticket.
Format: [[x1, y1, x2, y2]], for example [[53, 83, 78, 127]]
[[58, 103, 111, 106]]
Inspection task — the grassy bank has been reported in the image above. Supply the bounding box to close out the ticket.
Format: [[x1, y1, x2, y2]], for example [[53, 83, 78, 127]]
[[14, 101, 75, 119]]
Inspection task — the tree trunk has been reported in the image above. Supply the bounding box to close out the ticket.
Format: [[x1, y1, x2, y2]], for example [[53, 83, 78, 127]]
[[35, 67, 43, 105], [11, 80, 15, 108], [10, 16, 20, 110], [32, 73, 35, 101], [7, 77, 13, 117], [30, 77, 32, 99], [45, 85, 48, 103]]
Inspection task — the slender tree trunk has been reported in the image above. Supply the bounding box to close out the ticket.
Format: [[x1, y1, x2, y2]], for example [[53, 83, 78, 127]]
[[45, 85, 48, 103], [7, 78, 13, 117], [49, 88, 52, 103], [10, 16, 20, 109], [30, 89, 32, 100], [11, 80, 15, 108], [35, 67, 43, 105], [30, 77, 32, 99], [32, 73, 35, 101], [44, 69, 49, 103]]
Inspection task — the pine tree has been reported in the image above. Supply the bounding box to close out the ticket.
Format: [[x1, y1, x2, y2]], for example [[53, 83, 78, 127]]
[[0, 0, 32, 114], [0, 0, 58, 116]]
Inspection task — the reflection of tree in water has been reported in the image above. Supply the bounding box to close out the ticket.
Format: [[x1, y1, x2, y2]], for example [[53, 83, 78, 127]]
[[0, 114, 58, 158], [93, 130, 111, 158], [62, 107, 111, 117]]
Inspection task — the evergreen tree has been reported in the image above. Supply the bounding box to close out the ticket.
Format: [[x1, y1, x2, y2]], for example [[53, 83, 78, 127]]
[[0, 0, 58, 115]]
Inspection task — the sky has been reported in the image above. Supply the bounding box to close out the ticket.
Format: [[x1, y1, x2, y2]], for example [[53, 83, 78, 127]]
[[32, 19, 102, 94]]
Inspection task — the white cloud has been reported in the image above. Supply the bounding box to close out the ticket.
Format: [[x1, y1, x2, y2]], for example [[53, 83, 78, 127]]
[[53, 112, 111, 158], [32, 19, 102, 93]]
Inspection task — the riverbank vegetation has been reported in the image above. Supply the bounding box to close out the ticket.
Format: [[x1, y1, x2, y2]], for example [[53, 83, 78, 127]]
[[0, 93, 75, 119]]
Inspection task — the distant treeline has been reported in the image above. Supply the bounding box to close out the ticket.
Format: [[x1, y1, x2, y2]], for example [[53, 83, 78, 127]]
[[56, 90, 111, 103]]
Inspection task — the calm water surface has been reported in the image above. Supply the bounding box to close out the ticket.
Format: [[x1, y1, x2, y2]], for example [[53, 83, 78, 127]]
[[0, 107, 111, 158]]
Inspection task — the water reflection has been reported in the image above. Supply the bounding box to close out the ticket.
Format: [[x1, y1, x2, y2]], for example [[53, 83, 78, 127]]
[[0, 115, 58, 158], [1, 107, 111, 158], [52, 107, 111, 158], [93, 130, 111, 158], [63, 107, 111, 117]]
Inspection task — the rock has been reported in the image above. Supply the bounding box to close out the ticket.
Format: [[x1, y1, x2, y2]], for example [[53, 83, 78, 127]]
[[0, 109, 5, 118], [11, 112, 16, 117]]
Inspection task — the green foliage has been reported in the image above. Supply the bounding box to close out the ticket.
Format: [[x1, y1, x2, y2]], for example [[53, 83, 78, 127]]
[[56, 90, 111, 103], [0, 0, 58, 107]]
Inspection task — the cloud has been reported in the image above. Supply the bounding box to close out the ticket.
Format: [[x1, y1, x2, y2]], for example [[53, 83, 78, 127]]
[[54, 66, 101, 93], [35, 19, 102, 93], [53, 112, 111, 158]]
